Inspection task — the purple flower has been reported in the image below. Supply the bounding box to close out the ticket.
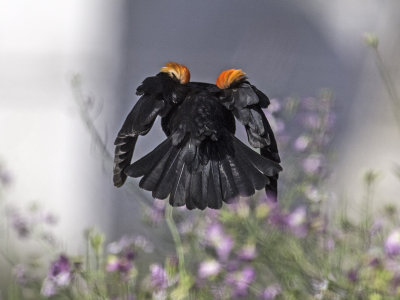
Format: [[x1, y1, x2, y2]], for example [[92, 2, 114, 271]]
[[274, 118, 285, 134], [347, 269, 358, 283], [302, 154, 323, 175], [385, 229, 400, 257], [286, 206, 308, 238], [262, 284, 281, 299], [370, 220, 383, 236], [150, 264, 168, 290], [12, 264, 28, 285], [107, 236, 133, 254], [0, 166, 12, 186], [268, 204, 287, 228], [117, 257, 133, 273], [41, 278, 57, 297], [49, 255, 71, 286], [293, 135, 310, 151], [304, 185, 321, 203], [106, 255, 119, 272], [207, 223, 234, 261], [226, 267, 256, 297], [302, 113, 321, 129], [134, 235, 154, 253], [41, 255, 71, 297], [268, 98, 281, 113], [226, 260, 240, 272], [106, 254, 134, 276], [146, 200, 165, 224], [238, 244, 257, 261], [323, 238, 335, 252], [198, 260, 221, 278], [369, 257, 381, 268], [10, 213, 30, 238], [43, 212, 58, 225]]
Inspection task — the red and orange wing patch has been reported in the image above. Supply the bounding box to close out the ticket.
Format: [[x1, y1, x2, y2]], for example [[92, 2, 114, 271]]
[[216, 69, 246, 89], [161, 62, 190, 84]]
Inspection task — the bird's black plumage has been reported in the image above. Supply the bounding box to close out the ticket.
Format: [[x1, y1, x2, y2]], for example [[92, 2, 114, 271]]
[[113, 62, 282, 210]]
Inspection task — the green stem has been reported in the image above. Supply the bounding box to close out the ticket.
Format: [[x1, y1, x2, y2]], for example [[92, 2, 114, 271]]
[[86, 237, 90, 273], [165, 205, 186, 276], [372, 48, 400, 130]]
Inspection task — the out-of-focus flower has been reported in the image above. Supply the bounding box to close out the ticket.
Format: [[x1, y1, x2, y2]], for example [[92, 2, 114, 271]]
[[107, 236, 134, 254], [207, 223, 234, 261], [12, 264, 28, 285], [49, 255, 71, 286], [347, 269, 358, 283], [226, 267, 256, 297], [106, 249, 135, 278], [178, 219, 195, 235], [117, 257, 133, 274], [268, 98, 281, 113], [286, 206, 308, 238], [41, 255, 72, 298], [274, 118, 285, 134], [293, 135, 310, 151], [301, 113, 321, 130], [385, 229, 400, 257], [152, 290, 167, 300], [0, 165, 12, 186], [10, 212, 30, 238], [198, 259, 221, 279], [42, 212, 58, 225], [369, 257, 381, 268], [134, 235, 154, 253], [268, 205, 286, 228], [302, 154, 323, 175], [106, 255, 119, 272], [146, 200, 166, 224], [41, 278, 57, 297], [150, 264, 168, 290], [370, 220, 383, 236], [304, 185, 321, 202], [313, 279, 328, 298], [226, 260, 240, 272], [323, 238, 335, 252], [237, 244, 257, 261], [262, 284, 282, 299]]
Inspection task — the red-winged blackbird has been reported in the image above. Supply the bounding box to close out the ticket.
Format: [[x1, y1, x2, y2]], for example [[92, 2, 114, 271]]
[[114, 62, 282, 210]]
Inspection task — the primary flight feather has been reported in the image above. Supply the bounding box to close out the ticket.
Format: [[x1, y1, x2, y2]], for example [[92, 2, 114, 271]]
[[113, 62, 282, 210]]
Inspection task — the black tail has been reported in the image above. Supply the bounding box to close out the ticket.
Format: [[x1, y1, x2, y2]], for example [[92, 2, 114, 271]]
[[125, 135, 282, 210], [113, 135, 138, 187]]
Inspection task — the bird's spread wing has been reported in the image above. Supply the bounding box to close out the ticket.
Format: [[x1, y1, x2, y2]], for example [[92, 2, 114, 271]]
[[113, 72, 187, 187], [216, 69, 281, 199]]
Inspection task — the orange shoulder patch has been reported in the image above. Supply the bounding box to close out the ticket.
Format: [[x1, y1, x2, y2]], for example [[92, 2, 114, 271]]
[[160, 62, 190, 84], [216, 69, 246, 89]]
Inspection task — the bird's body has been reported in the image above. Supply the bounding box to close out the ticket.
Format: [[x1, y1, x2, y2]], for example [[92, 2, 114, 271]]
[[113, 63, 282, 210]]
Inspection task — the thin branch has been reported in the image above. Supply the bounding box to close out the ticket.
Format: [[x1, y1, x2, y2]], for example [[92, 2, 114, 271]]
[[70, 75, 153, 207], [370, 47, 400, 131]]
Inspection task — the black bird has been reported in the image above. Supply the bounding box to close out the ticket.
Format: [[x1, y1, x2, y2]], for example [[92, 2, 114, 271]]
[[113, 62, 282, 210]]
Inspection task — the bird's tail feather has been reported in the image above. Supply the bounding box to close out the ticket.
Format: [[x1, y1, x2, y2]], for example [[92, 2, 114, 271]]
[[125, 135, 282, 210], [113, 136, 138, 187]]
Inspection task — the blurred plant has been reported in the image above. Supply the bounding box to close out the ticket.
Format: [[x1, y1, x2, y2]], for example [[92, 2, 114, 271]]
[[3, 65, 400, 299], [364, 33, 400, 131]]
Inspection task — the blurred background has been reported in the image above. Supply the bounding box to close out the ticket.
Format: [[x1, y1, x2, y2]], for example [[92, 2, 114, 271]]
[[1, 0, 400, 296]]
